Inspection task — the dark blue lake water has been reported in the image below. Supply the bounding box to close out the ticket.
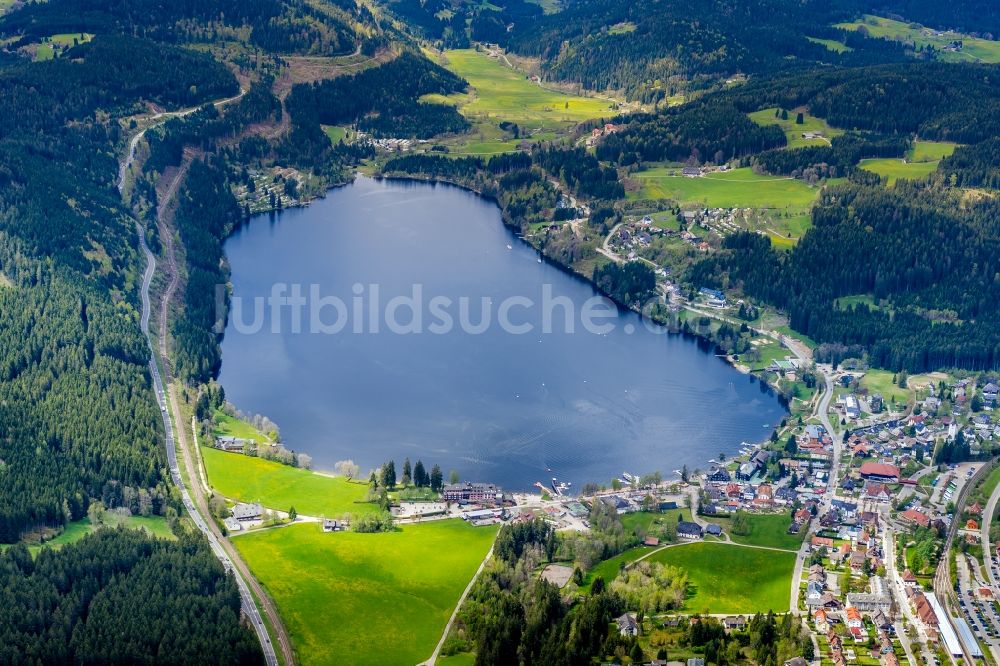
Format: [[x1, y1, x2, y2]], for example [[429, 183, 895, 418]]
[[218, 176, 786, 490]]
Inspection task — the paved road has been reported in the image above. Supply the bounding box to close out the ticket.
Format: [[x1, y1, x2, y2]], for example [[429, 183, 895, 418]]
[[118, 94, 281, 666], [883, 521, 930, 665], [135, 224, 278, 666]]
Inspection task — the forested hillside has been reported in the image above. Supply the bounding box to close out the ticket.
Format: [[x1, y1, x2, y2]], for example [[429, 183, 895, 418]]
[[3, 0, 363, 55], [286, 51, 470, 139], [0, 35, 236, 541], [502, 0, 909, 97], [690, 179, 1000, 372], [0, 2, 274, 659], [0, 529, 262, 663]]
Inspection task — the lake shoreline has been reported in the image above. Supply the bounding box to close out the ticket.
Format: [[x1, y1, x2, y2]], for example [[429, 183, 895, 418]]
[[218, 173, 789, 489]]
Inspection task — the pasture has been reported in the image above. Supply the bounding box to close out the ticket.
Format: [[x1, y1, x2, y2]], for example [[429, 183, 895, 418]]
[[3, 515, 174, 555], [201, 446, 376, 517], [909, 140, 957, 162], [429, 48, 614, 129], [835, 15, 1000, 64], [234, 520, 497, 666], [806, 36, 852, 53], [644, 542, 795, 613], [859, 158, 939, 184], [747, 107, 844, 149], [629, 166, 820, 209]]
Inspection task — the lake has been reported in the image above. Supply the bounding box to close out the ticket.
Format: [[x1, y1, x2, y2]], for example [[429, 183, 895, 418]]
[[218, 176, 787, 490]]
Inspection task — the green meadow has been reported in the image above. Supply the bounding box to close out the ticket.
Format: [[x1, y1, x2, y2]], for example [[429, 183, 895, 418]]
[[213, 411, 274, 445], [645, 543, 794, 613], [859, 158, 939, 184], [806, 36, 852, 53], [630, 166, 820, 209], [432, 48, 614, 127], [3, 515, 174, 555], [909, 140, 958, 162], [31, 33, 93, 61], [860, 140, 956, 184], [747, 107, 844, 148], [711, 512, 804, 550], [201, 446, 377, 517], [835, 15, 1000, 63], [234, 520, 497, 666]]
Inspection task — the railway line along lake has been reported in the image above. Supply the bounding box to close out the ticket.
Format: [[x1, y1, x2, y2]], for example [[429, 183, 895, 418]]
[[218, 176, 787, 490]]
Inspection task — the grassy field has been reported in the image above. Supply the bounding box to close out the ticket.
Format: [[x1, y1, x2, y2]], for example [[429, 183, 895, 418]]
[[645, 542, 795, 613], [234, 520, 497, 666], [835, 15, 1000, 63], [201, 446, 377, 517], [212, 411, 274, 445], [909, 140, 958, 162], [31, 33, 92, 61], [807, 36, 853, 53], [322, 125, 351, 145], [713, 513, 804, 550], [3, 515, 174, 555], [431, 48, 614, 128], [630, 166, 820, 209], [620, 508, 692, 535], [747, 107, 844, 148], [860, 368, 912, 406], [860, 158, 940, 184]]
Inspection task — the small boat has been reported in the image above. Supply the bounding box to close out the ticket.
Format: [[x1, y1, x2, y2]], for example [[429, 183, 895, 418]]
[[537, 258, 542, 263], [622, 472, 636, 483], [506, 244, 512, 250]]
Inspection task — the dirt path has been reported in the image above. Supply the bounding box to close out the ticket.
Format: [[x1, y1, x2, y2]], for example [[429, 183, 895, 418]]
[[422, 545, 496, 665]]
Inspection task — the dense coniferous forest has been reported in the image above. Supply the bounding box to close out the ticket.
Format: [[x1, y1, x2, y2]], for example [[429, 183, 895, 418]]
[[939, 138, 1000, 189], [596, 102, 787, 166], [286, 52, 470, 139], [502, 0, 910, 96], [689, 179, 1000, 371], [0, 35, 235, 541], [751, 132, 910, 179], [0, 529, 262, 664], [0, 4, 269, 658], [3, 0, 360, 55]]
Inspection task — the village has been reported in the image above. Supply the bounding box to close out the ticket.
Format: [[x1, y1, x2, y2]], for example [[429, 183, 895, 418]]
[[206, 363, 1000, 666]]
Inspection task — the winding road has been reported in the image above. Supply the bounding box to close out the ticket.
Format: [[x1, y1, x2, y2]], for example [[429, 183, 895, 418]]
[[119, 95, 286, 666]]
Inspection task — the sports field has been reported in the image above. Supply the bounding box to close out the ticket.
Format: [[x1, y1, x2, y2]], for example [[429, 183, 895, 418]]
[[644, 542, 794, 613], [747, 107, 844, 148], [629, 166, 820, 208], [234, 520, 497, 666], [201, 446, 376, 517], [835, 15, 1000, 63]]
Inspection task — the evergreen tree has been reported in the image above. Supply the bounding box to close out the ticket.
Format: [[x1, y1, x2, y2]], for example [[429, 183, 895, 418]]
[[402, 458, 412, 486]]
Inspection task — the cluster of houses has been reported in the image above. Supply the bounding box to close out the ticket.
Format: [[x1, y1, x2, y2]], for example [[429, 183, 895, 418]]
[[679, 207, 765, 240], [804, 508, 905, 666], [702, 443, 832, 522], [607, 216, 675, 261], [585, 123, 621, 147]]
